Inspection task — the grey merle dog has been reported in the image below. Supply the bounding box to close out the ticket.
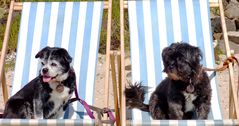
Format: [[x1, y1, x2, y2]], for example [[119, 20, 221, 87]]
[[3, 46, 76, 119], [125, 43, 211, 119]]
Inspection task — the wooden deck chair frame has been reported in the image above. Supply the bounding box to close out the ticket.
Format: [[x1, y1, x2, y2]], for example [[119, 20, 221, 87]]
[[0, 0, 122, 125], [112, 0, 239, 125]]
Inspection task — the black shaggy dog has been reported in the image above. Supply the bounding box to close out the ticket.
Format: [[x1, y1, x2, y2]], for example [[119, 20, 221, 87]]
[[125, 43, 211, 119], [3, 47, 75, 119]]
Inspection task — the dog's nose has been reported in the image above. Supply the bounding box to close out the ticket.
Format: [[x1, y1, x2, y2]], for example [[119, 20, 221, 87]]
[[42, 68, 48, 74]]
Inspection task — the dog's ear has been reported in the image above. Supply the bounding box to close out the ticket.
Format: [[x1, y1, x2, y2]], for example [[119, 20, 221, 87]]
[[35, 46, 50, 58], [60, 48, 72, 63], [194, 47, 202, 61]]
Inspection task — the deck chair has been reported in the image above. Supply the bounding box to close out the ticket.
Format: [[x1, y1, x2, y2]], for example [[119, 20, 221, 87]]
[[118, 0, 239, 125], [0, 0, 116, 125]]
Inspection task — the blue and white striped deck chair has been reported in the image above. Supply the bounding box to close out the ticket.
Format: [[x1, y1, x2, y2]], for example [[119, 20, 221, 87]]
[[0, 1, 112, 125], [124, 0, 238, 125]]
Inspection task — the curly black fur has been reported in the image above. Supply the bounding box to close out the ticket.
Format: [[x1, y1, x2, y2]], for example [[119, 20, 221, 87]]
[[125, 42, 212, 119], [124, 82, 149, 112]]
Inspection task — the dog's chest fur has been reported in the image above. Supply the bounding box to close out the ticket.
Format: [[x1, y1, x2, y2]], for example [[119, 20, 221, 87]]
[[182, 91, 197, 112], [46, 82, 72, 118]]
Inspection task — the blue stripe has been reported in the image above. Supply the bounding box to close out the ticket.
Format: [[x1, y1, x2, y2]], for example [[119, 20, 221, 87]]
[[20, 119, 29, 125], [164, 0, 174, 44], [77, 2, 94, 119], [150, 0, 162, 85], [160, 120, 169, 126], [21, 3, 37, 86], [214, 120, 224, 126], [178, 0, 189, 42], [40, 2, 51, 49], [193, 0, 207, 66], [74, 119, 83, 126], [56, 119, 65, 126], [196, 120, 205, 126], [37, 3, 52, 74], [12, 2, 28, 95], [54, 2, 66, 47], [179, 120, 187, 126], [39, 119, 47, 126], [63, 2, 79, 119], [67, 2, 80, 60], [0, 119, 11, 126], [135, 0, 150, 123]]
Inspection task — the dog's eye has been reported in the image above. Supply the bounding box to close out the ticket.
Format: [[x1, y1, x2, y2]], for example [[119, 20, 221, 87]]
[[51, 63, 57, 66], [41, 62, 45, 65]]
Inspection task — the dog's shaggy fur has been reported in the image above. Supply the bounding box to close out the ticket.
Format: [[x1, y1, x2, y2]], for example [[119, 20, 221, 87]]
[[125, 43, 211, 119], [3, 47, 75, 119]]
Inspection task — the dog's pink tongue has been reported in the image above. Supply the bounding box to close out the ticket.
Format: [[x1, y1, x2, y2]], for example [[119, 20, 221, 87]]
[[43, 76, 51, 82]]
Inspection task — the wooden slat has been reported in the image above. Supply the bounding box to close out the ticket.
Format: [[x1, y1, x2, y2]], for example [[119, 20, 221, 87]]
[[120, 0, 126, 125], [13, 1, 109, 10], [2, 68, 8, 103], [110, 52, 121, 126], [104, 0, 112, 122], [117, 53, 122, 107], [0, 0, 14, 104], [210, 2, 219, 7]]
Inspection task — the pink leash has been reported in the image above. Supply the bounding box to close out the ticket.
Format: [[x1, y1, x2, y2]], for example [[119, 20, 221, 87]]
[[70, 81, 115, 123]]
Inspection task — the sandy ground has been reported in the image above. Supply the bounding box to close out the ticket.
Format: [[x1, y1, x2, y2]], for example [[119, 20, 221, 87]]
[[0, 52, 239, 119]]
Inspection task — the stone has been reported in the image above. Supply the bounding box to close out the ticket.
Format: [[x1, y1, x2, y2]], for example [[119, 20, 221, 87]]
[[228, 31, 239, 44], [211, 16, 236, 33], [224, 2, 239, 19], [234, 18, 239, 29], [213, 33, 223, 40]]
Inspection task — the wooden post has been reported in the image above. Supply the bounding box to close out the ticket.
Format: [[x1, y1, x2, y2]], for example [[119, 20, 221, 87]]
[[120, 0, 126, 125], [2, 68, 8, 103], [104, 0, 112, 121], [0, 0, 14, 103], [219, 0, 239, 119], [110, 52, 121, 126], [117, 53, 122, 106]]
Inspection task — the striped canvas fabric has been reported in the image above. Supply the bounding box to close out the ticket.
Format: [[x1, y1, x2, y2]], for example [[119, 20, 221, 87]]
[[8, 1, 103, 123], [128, 0, 222, 125], [0, 119, 238, 126]]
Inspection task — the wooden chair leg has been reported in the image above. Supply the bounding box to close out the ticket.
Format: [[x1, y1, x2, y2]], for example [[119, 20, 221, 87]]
[[2, 68, 8, 103], [110, 52, 121, 126], [0, 0, 14, 105], [117, 53, 122, 107]]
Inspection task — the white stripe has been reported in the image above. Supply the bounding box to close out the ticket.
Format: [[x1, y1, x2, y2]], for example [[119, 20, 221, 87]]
[[128, 1, 142, 122], [47, 120, 57, 126], [28, 119, 39, 125], [185, 0, 197, 46], [12, 3, 31, 95], [84, 2, 102, 122], [200, 0, 222, 119], [171, 0, 182, 42], [142, 0, 156, 100], [72, 2, 87, 119], [28, 3, 45, 82], [169, 120, 178, 126], [11, 119, 20, 125], [156, 0, 168, 79], [205, 120, 214, 126], [61, 2, 73, 49], [187, 120, 197, 126], [223, 120, 234, 125], [47, 2, 59, 47]]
